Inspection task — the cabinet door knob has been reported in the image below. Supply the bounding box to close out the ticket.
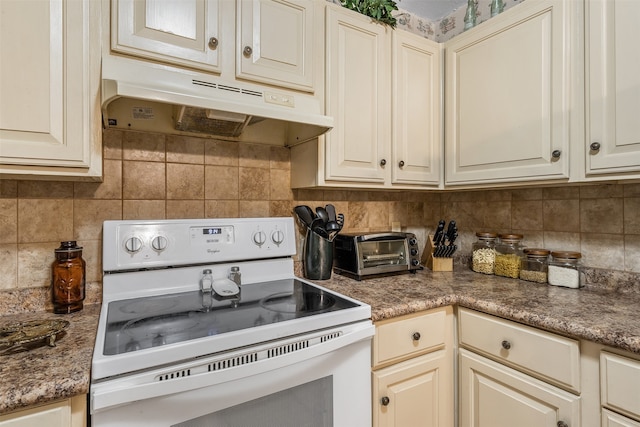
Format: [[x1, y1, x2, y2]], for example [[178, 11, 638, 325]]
[[590, 142, 601, 152], [380, 159, 387, 166], [551, 150, 562, 159], [398, 160, 405, 168], [557, 421, 569, 427], [208, 37, 218, 50], [501, 340, 511, 350], [243, 46, 253, 57], [412, 332, 421, 341], [381, 396, 390, 406]]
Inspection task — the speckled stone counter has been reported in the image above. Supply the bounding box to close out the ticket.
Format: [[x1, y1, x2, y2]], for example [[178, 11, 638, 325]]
[[1, 269, 639, 415], [315, 269, 640, 355], [0, 304, 100, 414]]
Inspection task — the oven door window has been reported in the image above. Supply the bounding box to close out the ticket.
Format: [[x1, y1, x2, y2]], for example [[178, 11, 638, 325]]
[[358, 240, 408, 269], [173, 377, 333, 427]]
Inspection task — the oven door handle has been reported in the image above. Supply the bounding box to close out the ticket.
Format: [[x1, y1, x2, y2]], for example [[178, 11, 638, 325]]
[[91, 322, 374, 413]]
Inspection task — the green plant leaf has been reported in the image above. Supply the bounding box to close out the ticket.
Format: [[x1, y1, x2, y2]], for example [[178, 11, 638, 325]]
[[340, 0, 398, 28]]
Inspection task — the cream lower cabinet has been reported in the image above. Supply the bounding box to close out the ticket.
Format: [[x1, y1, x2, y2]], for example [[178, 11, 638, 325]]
[[372, 307, 454, 427], [585, 0, 640, 177], [110, 0, 318, 92], [458, 308, 580, 427], [291, 3, 442, 189], [459, 350, 580, 427], [0, 395, 86, 427], [444, 0, 580, 187], [600, 351, 640, 426], [0, 0, 102, 180], [602, 410, 640, 427]]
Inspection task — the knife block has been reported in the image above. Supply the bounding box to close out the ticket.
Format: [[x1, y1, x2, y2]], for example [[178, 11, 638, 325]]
[[422, 235, 453, 272]]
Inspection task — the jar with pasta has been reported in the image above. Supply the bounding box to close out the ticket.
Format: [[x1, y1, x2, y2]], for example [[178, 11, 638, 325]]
[[494, 234, 524, 279], [548, 251, 584, 289], [520, 248, 549, 283], [471, 232, 498, 274]]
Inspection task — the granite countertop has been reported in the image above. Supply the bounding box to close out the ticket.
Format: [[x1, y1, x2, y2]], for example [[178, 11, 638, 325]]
[[0, 304, 100, 415], [1, 269, 639, 415], [317, 269, 640, 355]]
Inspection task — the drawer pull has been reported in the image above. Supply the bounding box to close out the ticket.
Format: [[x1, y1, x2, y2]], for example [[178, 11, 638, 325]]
[[501, 340, 511, 350], [381, 396, 390, 406], [557, 422, 568, 427], [412, 332, 421, 341]]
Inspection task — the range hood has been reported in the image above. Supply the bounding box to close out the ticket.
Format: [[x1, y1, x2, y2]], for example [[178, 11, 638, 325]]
[[101, 55, 333, 146]]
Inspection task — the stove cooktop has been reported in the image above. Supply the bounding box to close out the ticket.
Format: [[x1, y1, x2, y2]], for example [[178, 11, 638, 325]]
[[103, 279, 358, 356]]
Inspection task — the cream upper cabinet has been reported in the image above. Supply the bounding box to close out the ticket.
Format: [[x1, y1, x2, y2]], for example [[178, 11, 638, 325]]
[[324, 3, 390, 184], [372, 307, 454, 427], [237, 0, 315, 91], [0, 0, 102, 180], [444, 0, 580, 186], [290, 3, 442, 189], [391, 31, 442, 186], [111, 0, 222, 73], [585, 0, 640, 176], [111, 0, 317, 92]]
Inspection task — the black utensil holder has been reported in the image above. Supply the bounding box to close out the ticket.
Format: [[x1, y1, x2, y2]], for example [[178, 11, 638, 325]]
[[303, 230, 334, 280]]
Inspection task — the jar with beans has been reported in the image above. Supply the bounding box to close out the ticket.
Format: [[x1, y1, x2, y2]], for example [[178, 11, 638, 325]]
[[519, 248, 550, 283], [548, 251, 584, 289], [471, 232, 498, 274], [494, 234, 524, 279]]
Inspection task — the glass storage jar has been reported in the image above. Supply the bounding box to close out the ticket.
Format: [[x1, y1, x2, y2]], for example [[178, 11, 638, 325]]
[[548, 251, 584, 289], [471, 232, 498, 274], [519, 248, 550, 283], [51, 241, 86, 314], [494, 234, 524, 279]]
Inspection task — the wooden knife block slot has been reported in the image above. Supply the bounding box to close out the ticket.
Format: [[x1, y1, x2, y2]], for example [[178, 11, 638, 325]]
[[422, 234, 453, 272]]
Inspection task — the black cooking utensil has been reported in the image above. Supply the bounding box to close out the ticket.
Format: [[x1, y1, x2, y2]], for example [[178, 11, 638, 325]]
[[325, 204, 337, 222], [294, 205, 315, 228], [316, 206, 329, 225], [310, 218, 329, 238]]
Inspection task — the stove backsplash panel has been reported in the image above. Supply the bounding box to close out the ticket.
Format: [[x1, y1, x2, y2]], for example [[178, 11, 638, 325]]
[[1, 129, 639, 314]]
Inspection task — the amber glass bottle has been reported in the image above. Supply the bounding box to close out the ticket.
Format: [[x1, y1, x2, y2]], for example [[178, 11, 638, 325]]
[[51, 241, 86, 314]]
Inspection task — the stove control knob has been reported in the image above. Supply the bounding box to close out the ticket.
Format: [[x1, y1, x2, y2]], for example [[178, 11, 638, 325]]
[[151, 235, 168, 252], [124, 236, 143, 253], [253, 231, 267, 247], [271, 230, 285, 246]]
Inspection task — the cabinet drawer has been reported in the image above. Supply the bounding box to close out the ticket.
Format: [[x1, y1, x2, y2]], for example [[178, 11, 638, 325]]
[[601, 352, 640, 421], [458, 308, 580, 392], [373, 307, 451, 368], [602, 409, 640, 427]]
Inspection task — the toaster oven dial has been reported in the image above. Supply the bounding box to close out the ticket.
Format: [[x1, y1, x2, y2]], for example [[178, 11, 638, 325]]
[[410, 248, 418, 256], [409, 237, 417, 246], [411, 259, 420, 267]]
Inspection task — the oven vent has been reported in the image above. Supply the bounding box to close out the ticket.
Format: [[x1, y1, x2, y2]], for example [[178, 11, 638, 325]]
[[208, 352, 258, 372], [157, 368, 191, 381], [267, 340, 310, 358], [320, 332, 342, 342]]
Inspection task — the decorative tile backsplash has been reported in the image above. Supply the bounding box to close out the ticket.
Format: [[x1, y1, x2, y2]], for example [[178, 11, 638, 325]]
[[1, 128, 639, 303]]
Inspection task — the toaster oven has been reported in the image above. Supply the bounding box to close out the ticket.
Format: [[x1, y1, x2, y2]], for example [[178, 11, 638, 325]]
[[333, 232, 421, 280]]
